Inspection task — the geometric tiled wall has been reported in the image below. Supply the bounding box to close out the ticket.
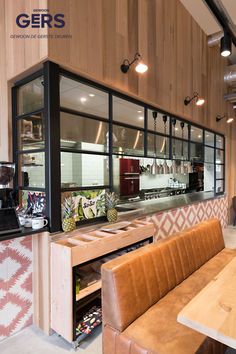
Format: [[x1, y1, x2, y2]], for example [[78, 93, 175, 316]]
[[146, 195, 228, 240], [0, 236, 32, 341]]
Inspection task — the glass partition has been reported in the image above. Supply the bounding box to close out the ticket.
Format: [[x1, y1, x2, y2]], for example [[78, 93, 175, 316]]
[[60, 112, 109, 152], [113, 96, 144, 128], [17, 113, 45, 151], [204, 147, 214, 163], [60, 76, 109, 118], [147, 110, 170, 135], [204, 163, 214, 192], [112, 125, 144, 156], [17, 76, 44, 115], [172, 120, 189, 140], [61, 152, 109, 188], [216, 180, 224, 193], [216, 135, 224, 149], [205, 131, 215, 147], [190, 126, 203, 143], [13, 64, 226, 232], [147, 134, 170, 158], [216, 164, 224, 179], [216, 149, 224, 164], [18, 152, 45, 188], [172, 139, 188, 160], [190, 143, 204, 162]]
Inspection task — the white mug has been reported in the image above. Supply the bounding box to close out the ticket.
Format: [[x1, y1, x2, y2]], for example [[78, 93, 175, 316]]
[[18, 215, 26, 226], [24, 218, 32, 228], [32, 217, 48, 230]]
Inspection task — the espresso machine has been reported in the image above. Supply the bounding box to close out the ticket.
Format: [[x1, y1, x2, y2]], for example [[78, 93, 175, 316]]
[[0, 162, 16, 208], [0, 162, 22, 237]]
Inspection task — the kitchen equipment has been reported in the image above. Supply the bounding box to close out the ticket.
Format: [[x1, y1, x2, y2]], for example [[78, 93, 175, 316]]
[[188, 163, 204, 192], [163, 160, 169, 174], [0, 162, 16, 208], [114, 158, 140, 198], [141, 186, 186, 200], [0, 208, 21, 236]]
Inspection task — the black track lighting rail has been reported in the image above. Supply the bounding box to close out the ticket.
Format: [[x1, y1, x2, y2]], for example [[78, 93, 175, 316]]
[[204, 0, 236, 47]]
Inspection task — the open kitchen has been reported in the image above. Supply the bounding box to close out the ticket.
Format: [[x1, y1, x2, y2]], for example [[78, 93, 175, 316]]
[[0, 1, 235, 353]]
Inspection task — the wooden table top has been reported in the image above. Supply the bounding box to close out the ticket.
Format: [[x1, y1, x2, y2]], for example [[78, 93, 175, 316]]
[[177, 257, 236, 349]]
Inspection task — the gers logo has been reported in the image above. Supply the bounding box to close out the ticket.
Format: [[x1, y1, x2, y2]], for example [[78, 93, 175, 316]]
[[16, 13, 65, 29]]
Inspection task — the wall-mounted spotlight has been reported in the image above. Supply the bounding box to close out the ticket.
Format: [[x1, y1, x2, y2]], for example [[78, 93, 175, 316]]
[[221, 31, 232, 57], [120, 53, 148, 74], [184, 92, 205, 106], [216, 114, 234, 123]]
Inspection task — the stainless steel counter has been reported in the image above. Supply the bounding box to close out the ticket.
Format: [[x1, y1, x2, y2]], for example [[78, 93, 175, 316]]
[[117, 191, 224, 218]]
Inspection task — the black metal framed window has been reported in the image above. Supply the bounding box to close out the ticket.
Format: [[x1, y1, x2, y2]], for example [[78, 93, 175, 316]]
[[12, 70, 48, 225], [12, 60, 226, 232]]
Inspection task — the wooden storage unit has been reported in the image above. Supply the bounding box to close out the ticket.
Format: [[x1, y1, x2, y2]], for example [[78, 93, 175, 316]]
[[51, 219, 154, 345]]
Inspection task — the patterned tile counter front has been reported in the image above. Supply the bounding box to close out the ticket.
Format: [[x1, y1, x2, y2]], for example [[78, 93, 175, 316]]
[[0, 236, 32, 341], [146, 195, 228, 240]]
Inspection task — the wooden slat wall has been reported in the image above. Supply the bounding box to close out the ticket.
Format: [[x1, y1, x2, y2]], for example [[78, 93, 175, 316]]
[[4, 0, 48, 80], [47, 0, 236, 203], [0, 0, 9, 160], [0, 0, 235, 202], [47, 0, 234, 130]]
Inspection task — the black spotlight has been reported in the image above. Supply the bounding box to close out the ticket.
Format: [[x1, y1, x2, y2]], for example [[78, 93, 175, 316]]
[[221, 31, 232, 57]]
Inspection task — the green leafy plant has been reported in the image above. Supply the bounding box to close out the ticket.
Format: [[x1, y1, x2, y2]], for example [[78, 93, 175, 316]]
[[105, 192, 119, 210]]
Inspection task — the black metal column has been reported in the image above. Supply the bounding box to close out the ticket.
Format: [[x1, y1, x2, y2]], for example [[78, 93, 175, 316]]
[[44, 61, 61, 232]]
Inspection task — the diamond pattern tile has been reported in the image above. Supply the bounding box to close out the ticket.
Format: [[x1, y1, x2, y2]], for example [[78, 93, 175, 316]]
[[146, 196, 228, 240], [0, 236, 32, 342]]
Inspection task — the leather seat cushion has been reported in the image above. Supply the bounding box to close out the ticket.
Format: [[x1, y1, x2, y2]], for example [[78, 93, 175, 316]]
[[102, 219, 225, 332], [120, 248, 236, 354]]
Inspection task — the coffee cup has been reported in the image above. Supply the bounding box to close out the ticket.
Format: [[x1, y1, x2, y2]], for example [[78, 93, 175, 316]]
[[24, 218, 32, 228], [32, 217, 48, 230], [18, 215, 26, 226]]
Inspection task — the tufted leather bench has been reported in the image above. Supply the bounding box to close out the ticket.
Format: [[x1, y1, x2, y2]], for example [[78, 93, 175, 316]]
[[102, 218, 236, 354]]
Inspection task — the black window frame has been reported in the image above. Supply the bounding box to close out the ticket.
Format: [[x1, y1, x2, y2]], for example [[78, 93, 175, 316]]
[[12, 61, 226, 232]]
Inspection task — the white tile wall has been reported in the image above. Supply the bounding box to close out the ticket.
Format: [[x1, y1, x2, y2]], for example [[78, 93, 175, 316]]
[[204, 163, 214, 192]]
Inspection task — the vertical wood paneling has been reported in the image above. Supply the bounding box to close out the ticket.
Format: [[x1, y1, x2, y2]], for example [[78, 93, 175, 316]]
[[0, 0, 9, 160], [5, 0, 48, 79]]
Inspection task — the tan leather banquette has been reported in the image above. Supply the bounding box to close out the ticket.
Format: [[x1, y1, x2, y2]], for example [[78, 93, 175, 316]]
[[102, 218, 236, 354]]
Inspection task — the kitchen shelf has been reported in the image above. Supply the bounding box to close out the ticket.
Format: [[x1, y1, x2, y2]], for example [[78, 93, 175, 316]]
[[22, 163, 44, 167], [51, 218, 154, 345], [76, 280, 102, 301]]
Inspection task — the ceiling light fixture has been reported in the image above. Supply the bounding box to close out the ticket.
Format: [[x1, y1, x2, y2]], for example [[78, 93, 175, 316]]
[[221, 31, 232, 57], [184, 92, 205, 106], [89, 93, 95, 97], [120, 53, 148, 74], [216, 114, 234, 124], [80, 97, 87, 103]]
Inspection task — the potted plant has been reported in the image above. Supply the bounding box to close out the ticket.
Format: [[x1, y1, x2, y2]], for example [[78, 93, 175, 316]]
[[62, 197, 76, 232], [105, 192, 119, 222]]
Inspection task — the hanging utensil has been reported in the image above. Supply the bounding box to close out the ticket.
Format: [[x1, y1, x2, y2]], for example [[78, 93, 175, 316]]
[[162, 115, 169, 174], [180, 121, 185, 174], [172, 118, 177, 174], [151, 111, 159, 175]]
